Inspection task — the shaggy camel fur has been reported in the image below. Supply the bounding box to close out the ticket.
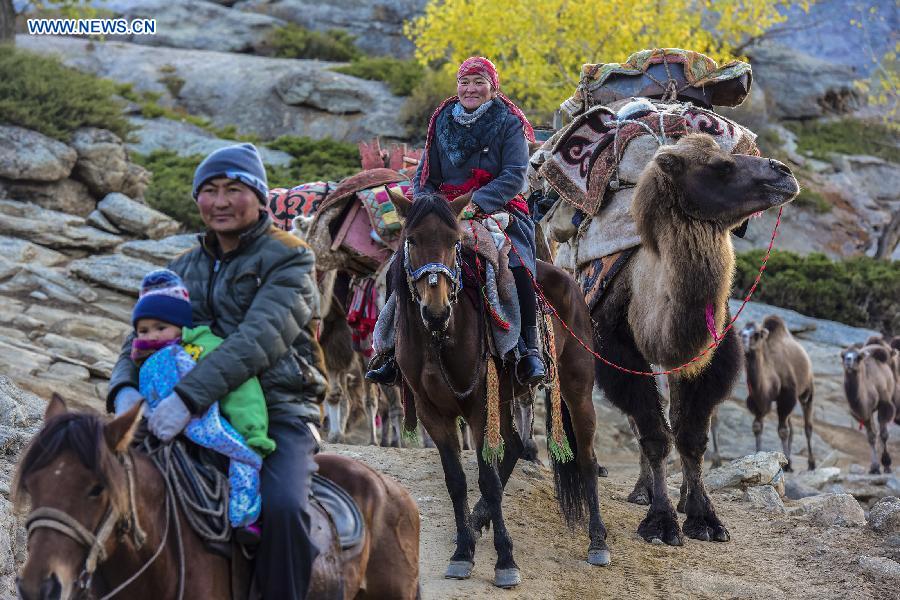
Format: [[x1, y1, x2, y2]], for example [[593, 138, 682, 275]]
[[739, 316, 815, 471], [841, 343, 897, 473], [592, 134, 798, 545]]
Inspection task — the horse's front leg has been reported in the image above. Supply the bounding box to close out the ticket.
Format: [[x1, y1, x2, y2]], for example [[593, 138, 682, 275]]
[[426, 410, 477, 580], [469, 399, 521, 588]]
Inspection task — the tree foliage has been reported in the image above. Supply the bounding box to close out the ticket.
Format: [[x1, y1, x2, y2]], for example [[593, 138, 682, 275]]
[[405, 0, 810, 117]]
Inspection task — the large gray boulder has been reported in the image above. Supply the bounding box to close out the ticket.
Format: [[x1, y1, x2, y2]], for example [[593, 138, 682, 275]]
[[0, 236, 67, 268], [0, 178, 95, 217], [747, 42, 863, 119], [93, 0, 285, 53], [97, 193, 181, 239], [235, 0, 428, 58], [0, 200, 122, 251], [119, 234, 199, 265], [868, 496, 900, 534], [0, 125, 76, 181], [799, 492, 866, 527], [70, 128, 131, 197], [69, 253, 161, 296], [17, 35, 406, 142], [127, 117, 293, 166], [705, 451, 788, 492]]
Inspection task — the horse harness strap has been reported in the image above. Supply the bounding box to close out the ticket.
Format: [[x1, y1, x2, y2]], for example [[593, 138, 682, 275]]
[[26, 506, 116, 572], [404, 238, 463, 305]]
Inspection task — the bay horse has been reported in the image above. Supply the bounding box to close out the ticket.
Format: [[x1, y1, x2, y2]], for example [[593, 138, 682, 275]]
[[14, 395, 420, 600], [389, 191, 608, 589]]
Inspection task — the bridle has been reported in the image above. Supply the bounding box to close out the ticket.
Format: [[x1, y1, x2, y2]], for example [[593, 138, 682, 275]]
[[403, 237, 464, 310], [24, 450, 182, 599]]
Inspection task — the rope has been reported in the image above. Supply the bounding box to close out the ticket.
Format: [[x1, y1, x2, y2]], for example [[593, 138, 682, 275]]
[[543, 312, 573, 462], [482, 357, 504, 464], [485, 205, 784, 377]]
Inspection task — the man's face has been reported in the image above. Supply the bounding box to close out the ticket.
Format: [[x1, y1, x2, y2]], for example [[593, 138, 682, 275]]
[[196, 177, 260, 235]]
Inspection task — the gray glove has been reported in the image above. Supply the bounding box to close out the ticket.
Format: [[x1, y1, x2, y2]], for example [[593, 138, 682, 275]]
[[147, 391, 192, 442], [114, 386, 144, 415]]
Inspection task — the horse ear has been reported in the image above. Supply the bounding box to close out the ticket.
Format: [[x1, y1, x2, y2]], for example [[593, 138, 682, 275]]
[[386, 185, 412, 217], [44, 393, 67, 421], [449, 191, 472, 219], [104, 401, 144, 454]]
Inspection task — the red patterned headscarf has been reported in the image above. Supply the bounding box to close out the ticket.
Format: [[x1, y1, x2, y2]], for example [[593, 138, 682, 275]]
[[419, 56, 535, 190]]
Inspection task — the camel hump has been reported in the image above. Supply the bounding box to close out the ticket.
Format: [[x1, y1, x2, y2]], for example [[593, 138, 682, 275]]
[[761, 315, 788, 337], [865, 335, 889, 347], [863, 345, 892, 364], [890, 336, 900, 351]]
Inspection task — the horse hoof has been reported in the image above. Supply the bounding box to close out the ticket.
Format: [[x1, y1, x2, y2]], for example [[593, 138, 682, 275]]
[[494, 567, 521, 588], [627, 490, 651, 505], [597, 464, 609, 478], [445, 561, 474, 580], [587, 549, 611, 566]]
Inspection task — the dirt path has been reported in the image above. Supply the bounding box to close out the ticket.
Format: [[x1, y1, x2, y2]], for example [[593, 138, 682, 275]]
[[330, 444, 894, 600]]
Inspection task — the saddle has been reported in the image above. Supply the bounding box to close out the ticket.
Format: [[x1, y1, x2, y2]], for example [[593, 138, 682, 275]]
[[310, 473, 365, 550]]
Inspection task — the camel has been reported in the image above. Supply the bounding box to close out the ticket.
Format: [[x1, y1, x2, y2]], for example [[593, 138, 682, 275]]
[[862, 335, 900, 426], [737, 316, 815, 471], [841, 343, 897, 473], [592, 134, 799, 545]]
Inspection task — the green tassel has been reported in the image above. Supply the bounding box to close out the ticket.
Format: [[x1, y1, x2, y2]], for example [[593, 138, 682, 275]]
[[481, 435, 505, 465], [402, 423, 420, 445], [548, 434, 575, 463]]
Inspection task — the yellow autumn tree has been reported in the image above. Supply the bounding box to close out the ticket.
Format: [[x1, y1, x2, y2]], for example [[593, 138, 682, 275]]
[[405, 0, 810, 119]]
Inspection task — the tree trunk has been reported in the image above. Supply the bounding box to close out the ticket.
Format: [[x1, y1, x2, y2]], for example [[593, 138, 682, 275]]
[[0, 0, 15, 45]]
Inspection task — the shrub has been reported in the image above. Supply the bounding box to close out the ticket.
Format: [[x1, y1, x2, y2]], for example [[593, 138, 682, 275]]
[[399, 68, 457, 141], [734, 250, 900, 335], [267, 24, 361, 61], [0, 46, 132, 140], [131, 151, 205, 231], [333, 57, 425, 96], [267, 135, 360, 182], [784, 118, 899, 164]]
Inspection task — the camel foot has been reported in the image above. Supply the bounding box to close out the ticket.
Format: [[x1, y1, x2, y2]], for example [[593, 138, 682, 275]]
[[469, 503, 491, 538], [445, 561, 474, 580], [783, 462, 793, 473], [494, 567, 521, 588], [597, 463, 609, 478], [683, 513, 730, 542], [869, 465, 881, 475], [807, 460, 816, 471], [637, 508, 683, 546], [885, 465, 893, 474], [627, 482, 652, 505]]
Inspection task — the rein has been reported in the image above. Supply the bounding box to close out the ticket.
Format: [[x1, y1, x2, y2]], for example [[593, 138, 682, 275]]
[[25, 450, 184, 599]]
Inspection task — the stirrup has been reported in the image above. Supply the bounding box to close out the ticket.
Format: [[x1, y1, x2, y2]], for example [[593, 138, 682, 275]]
[[365, 357, 399, 386]]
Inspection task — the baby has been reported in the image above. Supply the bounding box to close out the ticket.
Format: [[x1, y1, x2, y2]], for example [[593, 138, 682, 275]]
[[129, 269, 275, 544]]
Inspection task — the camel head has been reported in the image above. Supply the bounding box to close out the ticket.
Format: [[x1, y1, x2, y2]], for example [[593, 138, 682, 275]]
[[740, 321, 769, 354], [635, 133, 799, 236], [841, 344, 866, 372]]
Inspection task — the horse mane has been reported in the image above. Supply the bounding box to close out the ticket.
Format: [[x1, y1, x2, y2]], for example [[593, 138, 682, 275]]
[[12, 413, 126, 511]]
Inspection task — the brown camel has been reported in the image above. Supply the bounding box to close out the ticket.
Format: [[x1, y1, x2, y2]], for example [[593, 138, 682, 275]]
[[841, 343, 897, 473], [738, 316, 816, 471], [592, 133, 799, 545]]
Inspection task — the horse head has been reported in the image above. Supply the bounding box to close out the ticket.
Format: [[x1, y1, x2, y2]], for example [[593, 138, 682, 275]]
[[14, 395, 144, 600], [388, 188, 471, 336]]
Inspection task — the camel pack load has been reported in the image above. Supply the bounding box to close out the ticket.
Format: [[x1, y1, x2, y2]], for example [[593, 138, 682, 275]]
[[529, 48, 759, 300]]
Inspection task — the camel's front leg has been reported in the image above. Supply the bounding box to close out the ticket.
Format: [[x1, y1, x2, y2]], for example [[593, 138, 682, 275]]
[[669, 330, 741, 543]]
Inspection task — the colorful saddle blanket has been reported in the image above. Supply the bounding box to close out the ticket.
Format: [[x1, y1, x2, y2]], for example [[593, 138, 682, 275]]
[[267, 181, 334, 230], [539, 100, 759, 215]]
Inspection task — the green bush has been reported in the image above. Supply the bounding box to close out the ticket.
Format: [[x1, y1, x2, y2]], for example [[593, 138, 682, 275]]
[[0, 46, 132, 140], [784, 118, 899, 164], [131, 151, 205, 231], [333, 57, 425, 96], [267, 135, 360, 183], [399, 68, 458, 140], [267, 24, 361, 61], [733, 250, 900, 335]]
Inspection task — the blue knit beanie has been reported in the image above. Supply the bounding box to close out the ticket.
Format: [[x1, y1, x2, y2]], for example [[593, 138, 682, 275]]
[[192, 143, 268, 204], [132, 269, 193, 329]]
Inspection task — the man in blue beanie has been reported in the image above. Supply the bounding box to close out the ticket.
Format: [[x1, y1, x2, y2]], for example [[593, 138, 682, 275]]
[[109, 143, 326, 600]]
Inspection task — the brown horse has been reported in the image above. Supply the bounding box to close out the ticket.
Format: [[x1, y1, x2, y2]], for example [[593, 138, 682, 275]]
[[389, 191, 608, 589], [14, 396, 420, 600]]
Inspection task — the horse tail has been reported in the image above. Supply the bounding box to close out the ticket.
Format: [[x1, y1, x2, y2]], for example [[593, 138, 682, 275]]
[[544, 389, 587, 529]]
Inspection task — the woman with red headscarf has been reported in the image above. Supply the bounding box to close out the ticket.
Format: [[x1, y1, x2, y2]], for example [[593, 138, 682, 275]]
[[366, 56, 546, 386]]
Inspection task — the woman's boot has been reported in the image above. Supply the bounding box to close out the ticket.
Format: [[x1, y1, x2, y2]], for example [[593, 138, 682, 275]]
[[511, 266, 546, 385]]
